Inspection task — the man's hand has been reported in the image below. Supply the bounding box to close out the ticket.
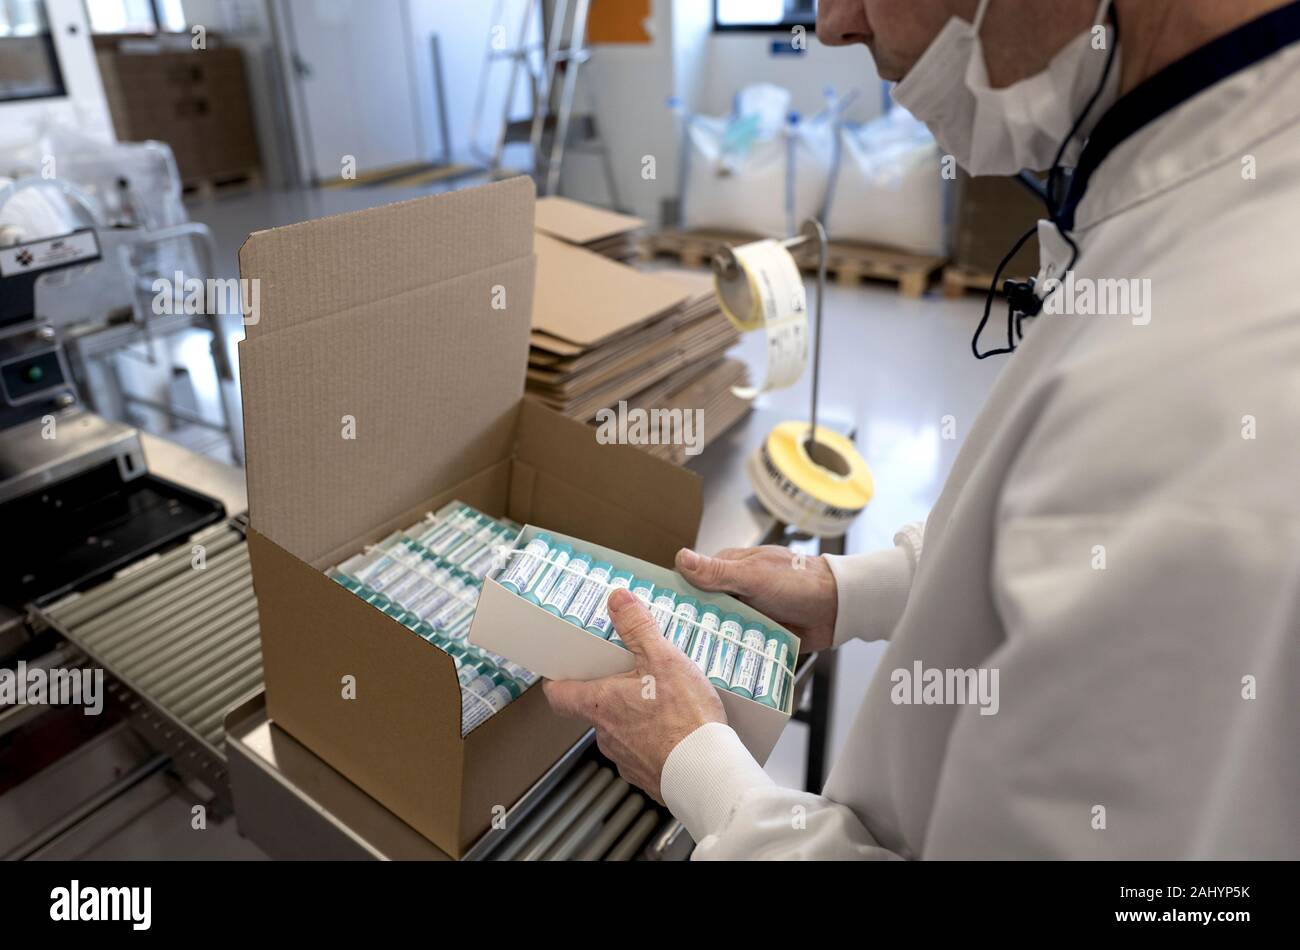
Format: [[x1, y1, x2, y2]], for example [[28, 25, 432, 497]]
[[676, 546, 839, 653], [543, 588, 725, 803]]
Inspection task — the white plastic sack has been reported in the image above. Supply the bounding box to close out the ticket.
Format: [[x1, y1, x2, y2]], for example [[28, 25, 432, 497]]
[[826, 108, 949, 256], [680, 91, 837, 239]]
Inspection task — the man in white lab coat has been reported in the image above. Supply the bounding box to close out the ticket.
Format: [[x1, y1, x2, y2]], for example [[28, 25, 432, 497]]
[[544, 0, 1300, 859]]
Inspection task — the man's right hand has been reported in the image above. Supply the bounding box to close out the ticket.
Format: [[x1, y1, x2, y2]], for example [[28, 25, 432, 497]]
[[675, 547, 838, 653]]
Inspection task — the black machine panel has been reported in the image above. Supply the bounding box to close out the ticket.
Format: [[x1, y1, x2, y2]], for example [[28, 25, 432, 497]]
[[0, 459, 226, 610]]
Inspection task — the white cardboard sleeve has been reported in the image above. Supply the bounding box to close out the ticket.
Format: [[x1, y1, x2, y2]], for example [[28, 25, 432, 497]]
[[468, 526, 799, 764]]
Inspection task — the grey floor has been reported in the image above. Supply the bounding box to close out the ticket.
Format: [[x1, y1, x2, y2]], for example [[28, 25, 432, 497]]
[[139, 180, 1002, 822]]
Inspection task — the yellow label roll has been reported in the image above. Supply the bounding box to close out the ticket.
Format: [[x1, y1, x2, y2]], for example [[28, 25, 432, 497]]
[[745, 422, 874, 538]]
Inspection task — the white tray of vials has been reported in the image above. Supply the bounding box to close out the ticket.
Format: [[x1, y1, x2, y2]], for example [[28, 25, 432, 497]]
[[467, 525, 800, 764]]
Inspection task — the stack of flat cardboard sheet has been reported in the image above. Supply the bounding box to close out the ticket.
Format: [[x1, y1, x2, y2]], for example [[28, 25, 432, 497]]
[[528, 236, 752, 461], [534, 195, 645, 263]]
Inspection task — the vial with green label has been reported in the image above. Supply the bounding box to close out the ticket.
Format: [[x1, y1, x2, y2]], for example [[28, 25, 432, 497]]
[[754, 629, 796, 711], [729, 618, 769, 699], [585, 569, 634, 639], [649, 588, 678, 635], [611, 577, 655, 645], [706, 612, 744, 688], [541, 551, 592, 617], [688, 605, 723, 673], [460, 525, 514, 578], [524, 543, 574, 606], [561, 561, 614, 628], [497, 533, 553, 595], [665, 597, 700, 653]]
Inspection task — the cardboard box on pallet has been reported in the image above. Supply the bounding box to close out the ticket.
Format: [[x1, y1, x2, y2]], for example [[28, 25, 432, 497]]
[[236, 177, 703, 858]]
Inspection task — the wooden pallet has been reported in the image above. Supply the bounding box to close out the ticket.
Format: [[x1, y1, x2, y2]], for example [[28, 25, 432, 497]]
[[943, 265, 998, 298], [643, 229, 947, 298], [183, 168, 263, 201]]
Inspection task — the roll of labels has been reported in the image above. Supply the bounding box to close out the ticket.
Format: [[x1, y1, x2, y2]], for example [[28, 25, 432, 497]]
[[712, 219, 874, 538]]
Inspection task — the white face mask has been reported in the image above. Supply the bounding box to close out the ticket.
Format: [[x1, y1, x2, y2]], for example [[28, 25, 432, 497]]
[[893, 0, 1120, 176]]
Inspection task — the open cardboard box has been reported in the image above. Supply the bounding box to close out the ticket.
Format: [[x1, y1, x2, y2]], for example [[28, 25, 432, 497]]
[[237, 177, 704, 858], [469, 526, 799, 764]]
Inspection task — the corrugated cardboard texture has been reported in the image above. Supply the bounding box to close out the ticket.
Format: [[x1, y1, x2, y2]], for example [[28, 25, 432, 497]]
[[952, 172, 1042, 278], [238, 179, 536, 565], [247, 528, 467, 849], [535, 195, 645, 245], [532, 233, 687, 348], [510, 400, 701, 566]]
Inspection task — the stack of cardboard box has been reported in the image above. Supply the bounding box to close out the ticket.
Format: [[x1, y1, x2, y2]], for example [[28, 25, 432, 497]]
[[95, 36, 261, 188], [528, 234, 752, 464], [534, 195, 645, 264]]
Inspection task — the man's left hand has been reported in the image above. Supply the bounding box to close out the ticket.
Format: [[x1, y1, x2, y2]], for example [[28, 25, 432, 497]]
[[543, 588, 725, 803]]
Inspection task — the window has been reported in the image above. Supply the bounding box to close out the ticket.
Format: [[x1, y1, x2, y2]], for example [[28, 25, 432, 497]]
[[0, 0, 67, 102], [84, 0, 186, 34], [715, 0, 816, 31]]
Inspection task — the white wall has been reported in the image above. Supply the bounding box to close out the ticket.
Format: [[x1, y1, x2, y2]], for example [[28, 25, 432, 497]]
[[700, 32, 885, 123], [559, 4, 889, 224], [0, 0, 114, 152], [405, 0, 540, 166]]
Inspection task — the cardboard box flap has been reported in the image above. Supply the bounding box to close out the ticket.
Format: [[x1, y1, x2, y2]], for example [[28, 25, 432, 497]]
[[532, 234, 688, 349], [511, 400, 701, 564], [534, 195, 645, 245], [240, 177, 536, 341], [238, 182, 536, 565]]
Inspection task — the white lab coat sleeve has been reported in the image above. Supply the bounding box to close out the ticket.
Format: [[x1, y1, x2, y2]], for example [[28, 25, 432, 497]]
[[922, 507, 1300, 858], [660, 723, 904, 860], [823, 521, 924, 646]]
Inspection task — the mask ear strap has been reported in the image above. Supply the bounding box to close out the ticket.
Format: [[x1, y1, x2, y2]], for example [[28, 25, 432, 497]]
[[973, 0, 995, 32]]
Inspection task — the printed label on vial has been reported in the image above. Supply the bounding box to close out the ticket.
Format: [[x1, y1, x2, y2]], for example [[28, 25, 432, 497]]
[[589, 576, 633, 636], [667, 603, 700, 652], [543, 560, 590, 613], [562, 567, 613, 626], [731, 627, 768, 693], [651, 594, 677, 634], [689, 612, 721, 671], [531, 550, 573, 604], [498, 538, 549, 590], [707, 619, 743, 682]]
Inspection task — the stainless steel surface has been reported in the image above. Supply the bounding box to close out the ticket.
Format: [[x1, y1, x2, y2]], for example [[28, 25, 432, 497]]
[[0, 408, 144, 504], [140, 431, 247, 515], [487, 759, 599, 862], [0, 723, 158, 859], [39, 522, 261, 799]]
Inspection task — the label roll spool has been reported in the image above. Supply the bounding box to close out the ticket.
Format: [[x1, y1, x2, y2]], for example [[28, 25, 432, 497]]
[[744, 422, 874, 538], [713, 239, 808, 397]]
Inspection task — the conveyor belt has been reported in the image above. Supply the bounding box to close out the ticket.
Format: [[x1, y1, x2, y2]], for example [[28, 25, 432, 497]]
[[38, 520, 261, 801]]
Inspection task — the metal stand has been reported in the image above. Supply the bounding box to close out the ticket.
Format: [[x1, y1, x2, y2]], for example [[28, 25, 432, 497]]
[[469, 0, 620, 204]]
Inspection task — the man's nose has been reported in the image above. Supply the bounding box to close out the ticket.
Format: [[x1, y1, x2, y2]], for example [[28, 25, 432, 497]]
[[817, 0, 870, 47]]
